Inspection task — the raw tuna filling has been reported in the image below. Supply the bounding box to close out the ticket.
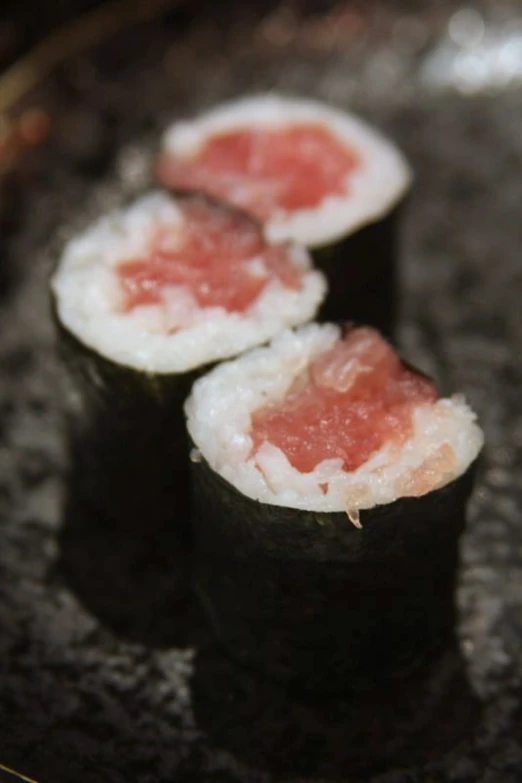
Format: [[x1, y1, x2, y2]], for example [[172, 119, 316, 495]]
[[157, 125, 360, 222], [117, 198, 302, 314], [250, 328, 437, 474]]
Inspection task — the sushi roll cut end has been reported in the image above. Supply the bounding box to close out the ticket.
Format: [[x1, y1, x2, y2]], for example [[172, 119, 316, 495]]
[[51, 191, 326, 374], [186, 323, 483, 517], [157, 94, 412, 248]]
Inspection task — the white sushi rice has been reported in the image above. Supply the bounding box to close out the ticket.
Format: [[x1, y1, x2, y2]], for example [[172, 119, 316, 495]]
[[161, 94, 412, 248], [51, 192, 326, 373], [185, 324, 484, 515]]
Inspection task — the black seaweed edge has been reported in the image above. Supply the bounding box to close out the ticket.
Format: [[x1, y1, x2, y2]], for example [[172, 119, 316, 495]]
[[192, 449, 479, 556], [51, 296, 200, 533], [312, 200, 406, 338], [191, 448, 480, 693]]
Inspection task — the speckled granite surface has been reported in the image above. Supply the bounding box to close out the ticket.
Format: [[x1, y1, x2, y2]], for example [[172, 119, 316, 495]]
[[0, 2, 521, 781]]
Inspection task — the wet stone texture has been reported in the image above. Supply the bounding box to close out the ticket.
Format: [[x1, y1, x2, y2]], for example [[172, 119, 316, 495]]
[[0, 1, 522, 781]]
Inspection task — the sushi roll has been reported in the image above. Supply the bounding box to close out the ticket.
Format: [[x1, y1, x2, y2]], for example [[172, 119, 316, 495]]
[[51, 191, 326, 532], [157, 95, 412, 335], [186, 324, 483, 693]]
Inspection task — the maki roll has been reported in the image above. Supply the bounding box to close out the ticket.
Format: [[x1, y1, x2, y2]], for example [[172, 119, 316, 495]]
[[157, 95, 412, 335], [186, 324, 483, 693], [51, 191, 326, 532]]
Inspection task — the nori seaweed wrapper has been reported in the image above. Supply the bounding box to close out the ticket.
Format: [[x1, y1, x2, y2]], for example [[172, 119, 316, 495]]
[[55, 312, 197, 537], [313, 204, 402, 338], [192, 637, 480, 778], [192, 455, 478, 695]]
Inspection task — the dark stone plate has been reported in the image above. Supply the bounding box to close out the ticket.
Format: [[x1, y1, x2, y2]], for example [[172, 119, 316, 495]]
[[0, 1, 521, 781]]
